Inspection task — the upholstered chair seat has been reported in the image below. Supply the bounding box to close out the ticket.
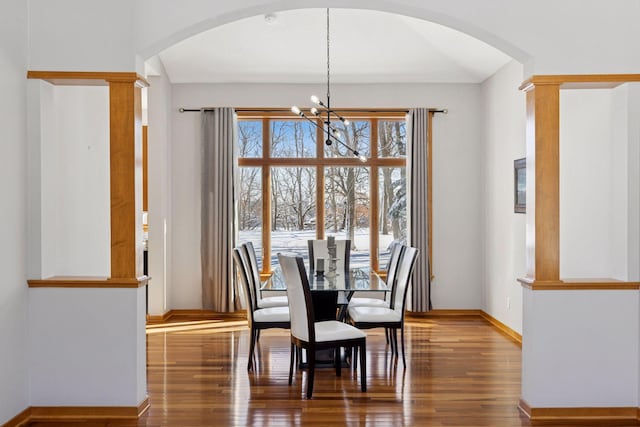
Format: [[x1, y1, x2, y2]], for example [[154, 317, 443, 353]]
[[348, 306, 401, 323], [253, 306, 290, 323]]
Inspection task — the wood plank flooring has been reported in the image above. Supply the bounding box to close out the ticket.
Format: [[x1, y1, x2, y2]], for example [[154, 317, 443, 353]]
[[28, 316, 634, 426]]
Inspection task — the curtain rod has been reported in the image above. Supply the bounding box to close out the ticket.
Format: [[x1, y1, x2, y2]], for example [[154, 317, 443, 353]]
[[178, 107, 448, 114]]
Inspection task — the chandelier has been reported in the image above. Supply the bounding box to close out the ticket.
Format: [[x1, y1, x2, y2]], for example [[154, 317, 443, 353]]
[[291, 8, 366, 162]]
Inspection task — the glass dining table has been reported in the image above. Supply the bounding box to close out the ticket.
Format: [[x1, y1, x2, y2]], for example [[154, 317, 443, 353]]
[[262, 266, 390, 321], [262, 265, 389, 367]]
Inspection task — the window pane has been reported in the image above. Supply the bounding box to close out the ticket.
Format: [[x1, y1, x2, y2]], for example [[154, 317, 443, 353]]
[[270, 120, 316, 158], [237, 120, 262, 158], [270, 167, 316, 267], [324, 120, 370, 159], [324, 167, 370, 268], [378, 167, 407, 269], [238, 167, 262, 268], [378, 120, 406, 158]]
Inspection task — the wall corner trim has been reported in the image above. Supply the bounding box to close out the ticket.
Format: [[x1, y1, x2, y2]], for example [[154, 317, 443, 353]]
[[519, 399, 639, 423], [1, 398, 150, 427]]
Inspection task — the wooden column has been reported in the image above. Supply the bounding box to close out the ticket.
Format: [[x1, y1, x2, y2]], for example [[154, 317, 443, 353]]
[[522, 83, 561, 282], [26, 71, 149, 287], [109, 78, 144, 279], [143, 126, 148, 212], [518, 74, 640, 289]]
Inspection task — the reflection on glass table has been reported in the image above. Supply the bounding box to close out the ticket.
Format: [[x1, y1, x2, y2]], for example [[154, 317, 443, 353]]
[[264, 266, 388, 292], [263, 266, 389, 321]]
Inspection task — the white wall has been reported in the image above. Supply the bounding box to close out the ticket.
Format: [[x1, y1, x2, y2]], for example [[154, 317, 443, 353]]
[[0, 0, 29, 423], [611, 87, 630, 280], [522, 288, 639, 407], [480, 60, 526, 333], [28, 0, 137, 72], [168, 82, 483, 309], [29, 287, 147, 406], [147, 59, 174, 315], [560, 89, 632, 280], [625, 84, 640, 282], [36, 85, 111, 278]]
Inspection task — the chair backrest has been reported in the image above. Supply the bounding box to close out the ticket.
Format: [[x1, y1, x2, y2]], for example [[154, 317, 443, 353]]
[[307, 239, 351, 272], [391, 246, 419, 315], [278, 254, 315, 343], [385, 243, 404, 305], [241, 242, 263, 306], [233, 247, 256, 327], [384, 241, 402, 271]]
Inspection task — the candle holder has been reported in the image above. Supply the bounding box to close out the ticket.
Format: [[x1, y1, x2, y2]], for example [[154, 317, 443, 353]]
[[325, 237, 338, 278]]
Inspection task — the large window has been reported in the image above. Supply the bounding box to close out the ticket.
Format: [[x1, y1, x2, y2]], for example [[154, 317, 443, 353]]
[[237, 110, 407, 273]]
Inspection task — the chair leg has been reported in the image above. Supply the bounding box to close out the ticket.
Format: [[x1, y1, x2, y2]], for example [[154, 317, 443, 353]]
[[247, 328, 257, 371], [400, 323, 406, 368], [288, 343, 295, 385], [306, 349, 315, 399], [359, 341, 367, 392], [256, 330, 261, 342], [352, 345, 358, 371], [385, 328, 390, 344], [392, 329, 399, 357]]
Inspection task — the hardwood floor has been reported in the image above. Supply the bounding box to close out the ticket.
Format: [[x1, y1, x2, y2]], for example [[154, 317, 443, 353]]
[[28, 316, 634, 426]]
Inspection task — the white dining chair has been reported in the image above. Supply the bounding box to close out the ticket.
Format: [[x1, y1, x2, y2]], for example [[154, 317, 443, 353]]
[[348, 243, 404, 309], [241, 241, 288, 308], [233, 248, 290, 371], [278, 253, 367, 399], [348, 246, 418, 368]]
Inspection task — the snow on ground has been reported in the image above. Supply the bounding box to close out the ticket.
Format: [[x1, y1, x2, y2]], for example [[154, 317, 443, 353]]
[[239, 228, 395, 269]]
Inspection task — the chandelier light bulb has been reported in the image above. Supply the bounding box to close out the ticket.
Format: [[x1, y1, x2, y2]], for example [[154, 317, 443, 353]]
[[310, 107, 319, 116], [291, 106, 301, 115], [343, 119, 350, 126], [310, 95, 320, 105], [358, 154, 367, 162]]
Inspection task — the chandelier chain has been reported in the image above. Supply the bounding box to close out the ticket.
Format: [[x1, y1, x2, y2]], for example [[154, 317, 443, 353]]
[[326, 8, 330, 106]]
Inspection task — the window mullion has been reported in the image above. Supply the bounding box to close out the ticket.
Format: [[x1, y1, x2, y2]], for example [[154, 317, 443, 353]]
[[261, 118, 271, 274], [370, 118, 379, 271]]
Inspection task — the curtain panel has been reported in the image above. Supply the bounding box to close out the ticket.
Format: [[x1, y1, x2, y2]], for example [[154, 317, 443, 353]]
[[407, 108, 432, 312], [201, 108, 239, 312]]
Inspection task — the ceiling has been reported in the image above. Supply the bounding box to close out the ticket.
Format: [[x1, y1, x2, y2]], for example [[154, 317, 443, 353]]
[[156, 8, 512, 85]]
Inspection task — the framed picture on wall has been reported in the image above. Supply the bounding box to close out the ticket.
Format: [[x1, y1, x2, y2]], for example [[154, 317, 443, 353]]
[[514, 158, 526, 213]]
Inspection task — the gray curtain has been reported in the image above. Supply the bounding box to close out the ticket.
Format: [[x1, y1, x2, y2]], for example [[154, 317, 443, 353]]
[[407, 108, 432, 312], [201, 108, 238, 312]]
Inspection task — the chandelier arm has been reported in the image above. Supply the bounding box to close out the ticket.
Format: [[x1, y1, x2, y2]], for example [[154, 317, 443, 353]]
[[295, 110, 361, 157], [325, 108, 349, 124], [330, 135, 361, 157]]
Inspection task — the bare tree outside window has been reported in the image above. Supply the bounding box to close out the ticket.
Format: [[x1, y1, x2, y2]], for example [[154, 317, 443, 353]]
[[237, 121, 263, 267], [272, 167, 316, 231], [236, 114, 406, 271], [378, 121, 407, 266], [324, 166, 369, 251]]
